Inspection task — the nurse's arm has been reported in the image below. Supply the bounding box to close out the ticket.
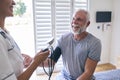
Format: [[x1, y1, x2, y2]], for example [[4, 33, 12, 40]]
[[17, 51, 49, 80]]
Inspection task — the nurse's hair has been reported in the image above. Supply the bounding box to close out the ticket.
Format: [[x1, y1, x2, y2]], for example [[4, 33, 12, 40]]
[[73, 9, 90, 23]]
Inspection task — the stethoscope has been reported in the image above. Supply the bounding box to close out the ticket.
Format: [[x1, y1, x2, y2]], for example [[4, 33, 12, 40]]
[[0, 31, 14, 51]]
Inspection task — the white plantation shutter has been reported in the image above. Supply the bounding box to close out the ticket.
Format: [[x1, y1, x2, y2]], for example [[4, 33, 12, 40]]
[[54, 0, 71, 71], [74, 0, 88, 10], [33, 0, 52, 52], [33, 0, 88, 74], [55, 0, 71, 39], [33, 0, 52, 74]]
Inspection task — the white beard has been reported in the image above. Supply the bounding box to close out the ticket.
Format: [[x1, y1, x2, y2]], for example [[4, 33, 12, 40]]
[[72, 24, 86, 35]]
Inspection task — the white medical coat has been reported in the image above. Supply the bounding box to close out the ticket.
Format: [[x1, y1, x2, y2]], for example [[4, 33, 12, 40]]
[[0, 28, 24, 80]]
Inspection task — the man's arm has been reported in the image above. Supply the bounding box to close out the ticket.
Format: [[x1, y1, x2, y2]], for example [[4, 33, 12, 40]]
[[76, 58, 98, 80]]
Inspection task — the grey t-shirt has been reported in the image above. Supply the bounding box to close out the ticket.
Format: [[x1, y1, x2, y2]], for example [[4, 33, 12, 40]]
[[56, 32, 101, 80]]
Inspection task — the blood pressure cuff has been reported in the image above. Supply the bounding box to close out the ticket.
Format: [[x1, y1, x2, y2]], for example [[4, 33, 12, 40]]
[[48, 47, 61, 62]]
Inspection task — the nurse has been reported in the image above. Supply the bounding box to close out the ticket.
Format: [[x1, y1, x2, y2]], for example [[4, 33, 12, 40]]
[[0, 0, 49, 80]]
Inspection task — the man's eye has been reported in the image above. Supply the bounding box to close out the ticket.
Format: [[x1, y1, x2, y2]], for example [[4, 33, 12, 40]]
[[77, 18, 83, 21], [73, 18, 84, 22]]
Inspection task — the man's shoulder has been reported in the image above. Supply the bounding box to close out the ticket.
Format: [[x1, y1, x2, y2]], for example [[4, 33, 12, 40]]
[[88, 33, 100, 40], [87, 33, 101, 43], [61, 32, 72, 38]]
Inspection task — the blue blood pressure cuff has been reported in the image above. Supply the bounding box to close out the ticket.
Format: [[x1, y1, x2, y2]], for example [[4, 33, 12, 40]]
[[49, 47, 61, 62]]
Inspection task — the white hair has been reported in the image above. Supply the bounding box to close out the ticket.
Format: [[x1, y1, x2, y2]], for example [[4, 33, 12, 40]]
[[73, 9, 90, 22]]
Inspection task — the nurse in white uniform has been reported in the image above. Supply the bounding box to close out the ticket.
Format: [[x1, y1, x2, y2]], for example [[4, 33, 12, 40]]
[[0, 0, 50, 80]]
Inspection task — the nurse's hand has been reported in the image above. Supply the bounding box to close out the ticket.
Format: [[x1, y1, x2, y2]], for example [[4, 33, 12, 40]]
[[22, 54, 33, 68], [34, 50, 50, 64]]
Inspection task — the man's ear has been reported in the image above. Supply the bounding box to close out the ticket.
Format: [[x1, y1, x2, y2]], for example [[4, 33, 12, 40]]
[[86, 21, 90, 27]]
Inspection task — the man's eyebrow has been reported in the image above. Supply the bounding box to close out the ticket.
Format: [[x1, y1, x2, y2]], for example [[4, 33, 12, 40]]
[[73, 17, 85, 21]]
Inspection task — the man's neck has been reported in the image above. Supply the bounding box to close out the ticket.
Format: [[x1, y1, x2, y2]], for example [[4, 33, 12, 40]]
[[74, 31, 88, 41]]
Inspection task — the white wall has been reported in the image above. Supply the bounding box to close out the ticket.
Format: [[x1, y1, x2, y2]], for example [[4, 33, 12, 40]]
[[89, 0, 113, 64], [110, 0, 120, 67], [89, 0, 120, 67]]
